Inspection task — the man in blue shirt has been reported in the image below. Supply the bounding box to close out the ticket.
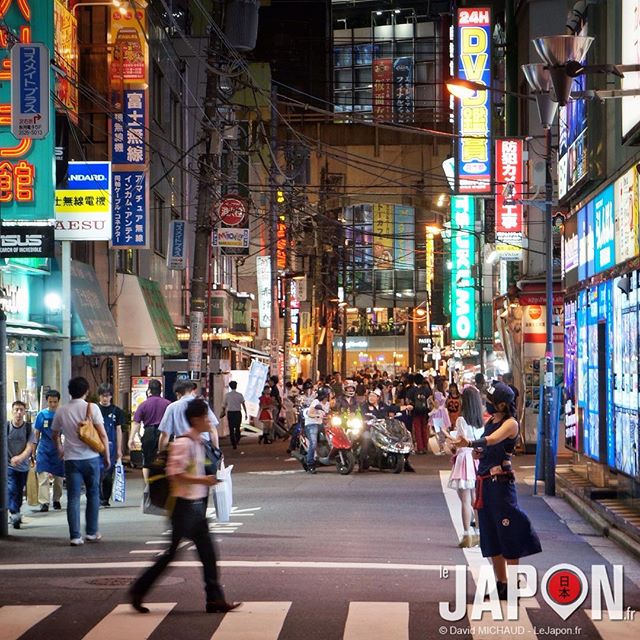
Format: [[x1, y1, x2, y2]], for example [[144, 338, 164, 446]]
[[158, 380, 220, 452], [33, 390, 64, 512], [97, 383, 125, 507]]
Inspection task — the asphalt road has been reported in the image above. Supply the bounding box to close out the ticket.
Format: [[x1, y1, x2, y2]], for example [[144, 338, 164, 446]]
[[1, 435, 639, 640]]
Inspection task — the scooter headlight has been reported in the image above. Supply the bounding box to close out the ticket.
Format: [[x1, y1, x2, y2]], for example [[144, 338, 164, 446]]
[[347, 417, 363, 433], [331, 415, 342, 427]]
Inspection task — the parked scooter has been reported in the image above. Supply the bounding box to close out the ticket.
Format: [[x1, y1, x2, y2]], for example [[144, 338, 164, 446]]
[[292, 413, 356, 475], [357, 415, 413, 474]]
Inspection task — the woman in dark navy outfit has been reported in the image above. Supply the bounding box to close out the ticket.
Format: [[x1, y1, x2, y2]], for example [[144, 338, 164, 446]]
[[454, 381, 541, 599]]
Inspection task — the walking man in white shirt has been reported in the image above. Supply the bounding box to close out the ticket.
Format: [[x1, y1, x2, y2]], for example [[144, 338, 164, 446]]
[[221, 381, 247, 449]]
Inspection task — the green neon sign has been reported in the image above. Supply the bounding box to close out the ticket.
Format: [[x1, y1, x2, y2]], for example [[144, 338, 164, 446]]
[[450, 196, 476, 340]]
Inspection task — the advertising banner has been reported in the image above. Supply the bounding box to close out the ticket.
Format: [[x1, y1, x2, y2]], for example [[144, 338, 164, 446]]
[[167, 219, 186, 270], [495, 139, 523, 258], [111, 89, 146, 165], [256, 256, 272, 329], [0, 0, 55, 222], [577, 200, 594, 281], [564, 299, 578, 451], [372, 58, 393, 121], [393, 57, 414, 122], [209, 290, 229, 328], [110, 4, 148, 84], [214, 195, 250, 255], [614, 168, 639, 265], [111, 170, 148, 248], [562, 212, 579, 287], [393, 205, 414, 270], [244, 359, 269, 406], [450, 196, 476, 340], [593, 184, 615, 274], [456, 7, 491, 194], [55, 161, 111, 241], [54, 0, 78, 124], [373, 203, 393, 269]]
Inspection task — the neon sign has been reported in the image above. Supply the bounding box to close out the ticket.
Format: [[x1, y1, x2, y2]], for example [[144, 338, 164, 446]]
[[0, 0, 55, 221], [456, 8, 491, 194], [450, 196, 477, 340]]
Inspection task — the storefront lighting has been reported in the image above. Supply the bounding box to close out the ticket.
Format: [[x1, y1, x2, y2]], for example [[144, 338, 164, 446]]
[[426, 225, 442, 235], [445, 76, 485, 99], [446, 259, 453, 271], [44, 292, 62, 312], [415, 308, 426, 318]]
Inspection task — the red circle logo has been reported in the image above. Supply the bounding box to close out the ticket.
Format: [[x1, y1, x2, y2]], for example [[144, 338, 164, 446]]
[[545, 569, 583, 605], [217, 197, 246, 226], [528, 305, 542, 320]]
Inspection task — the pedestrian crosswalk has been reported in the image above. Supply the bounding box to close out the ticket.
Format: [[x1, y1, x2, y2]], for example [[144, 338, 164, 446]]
[[1, 601, 638, 640]]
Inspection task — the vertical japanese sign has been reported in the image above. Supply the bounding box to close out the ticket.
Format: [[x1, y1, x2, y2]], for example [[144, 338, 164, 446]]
[[11, 43, 49, 139], [111, 90, 146, 165], [456, 7, 491, 193], [0, 0, 55, 222], [450, 196, 476, 340], [372, 203, 393, 269], [393, 57, 414, 123], [256, 256, 272, 329], [109, 5, 148, 84], [393, 205, 414, 270], [167, 219, 186, 270], [494, 138, 523, 258], [593, 183, 615, 274], [372, 58, 393, 121], [54, 0, 78, 124], [111, 170, 148, 248]]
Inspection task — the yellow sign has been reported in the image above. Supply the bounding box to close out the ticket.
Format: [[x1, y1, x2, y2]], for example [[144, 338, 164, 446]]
[[55, 190, 111, 214], [109, 5, 148, 84]]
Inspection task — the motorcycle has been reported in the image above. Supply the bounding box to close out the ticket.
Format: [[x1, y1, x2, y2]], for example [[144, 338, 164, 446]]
[[292, 413, 356, 475], [357, 415, 413, 474]]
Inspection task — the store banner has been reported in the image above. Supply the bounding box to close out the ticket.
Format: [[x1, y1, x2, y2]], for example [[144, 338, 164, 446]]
[[54, 0, 78, 124], [111, 170, 148, 248], [373, 204, 393, 269], [55, 161, 111, 241], [111, 89, 146, 165], [614, 168, 639, 265], [393, 205, 414, 270], [372, 58, 393, 121], [456, 7, 491, 194], [450, 196, 476, 340], [593, 183, 615, 274], [167, 219, 186, 270], [231, 296, 252, 333], [0, 222, 54, 258], [577, 200, 594, 280], [0, 0, 55, 222], [393, 57, 414, 122], [244, 359, 269, 406], [256, 256, 272, 329], [110, 4, 148, 84], [562, 213, 579, 287], [564, 299, 578, 451]]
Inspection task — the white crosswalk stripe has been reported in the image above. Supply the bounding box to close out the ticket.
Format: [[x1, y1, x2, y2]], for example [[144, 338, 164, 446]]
[[0, 602, 636, 639], [343, 602, 409, 640], [0, 605, 59, 640], [210, 602, 291, 639], [82, 603, 176, 640]]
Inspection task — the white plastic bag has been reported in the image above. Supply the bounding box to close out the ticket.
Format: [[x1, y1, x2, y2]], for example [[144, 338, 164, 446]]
[[213, 461, 233, 522], [113, 459, 126, 503]]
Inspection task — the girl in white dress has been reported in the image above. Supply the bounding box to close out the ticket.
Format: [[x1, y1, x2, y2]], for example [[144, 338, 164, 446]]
[[447, 385, 484, 547]]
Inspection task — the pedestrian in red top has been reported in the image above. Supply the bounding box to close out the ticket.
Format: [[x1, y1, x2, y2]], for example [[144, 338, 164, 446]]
[[258, 385, 274, 444]]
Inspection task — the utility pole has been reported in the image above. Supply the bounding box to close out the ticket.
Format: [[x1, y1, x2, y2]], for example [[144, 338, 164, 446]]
[[188, 4, 223, 382], [0, 305, 7, 537], [268, 84, 279, 377]]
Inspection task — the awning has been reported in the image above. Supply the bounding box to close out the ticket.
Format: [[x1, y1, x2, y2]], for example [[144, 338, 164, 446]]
[[6, 321, 61, 338], [71, 260, 124, 356], [232, 344, 269, 360], [116, 273, 181, 357]]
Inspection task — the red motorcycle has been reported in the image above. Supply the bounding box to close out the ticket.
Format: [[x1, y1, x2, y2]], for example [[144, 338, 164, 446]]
[[293, 414, 356, 475]]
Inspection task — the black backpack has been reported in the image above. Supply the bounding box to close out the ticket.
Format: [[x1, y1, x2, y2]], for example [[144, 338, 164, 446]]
[[413, 388, 428, 415]]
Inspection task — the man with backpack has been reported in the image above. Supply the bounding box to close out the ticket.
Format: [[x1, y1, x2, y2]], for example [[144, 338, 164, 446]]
[[406, 373, 432, 454], [7, 401, 36, 529], [129, 399, 240, 614]]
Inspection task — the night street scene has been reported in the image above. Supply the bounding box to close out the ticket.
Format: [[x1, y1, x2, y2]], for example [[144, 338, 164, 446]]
[[1, 1, 640, 639]]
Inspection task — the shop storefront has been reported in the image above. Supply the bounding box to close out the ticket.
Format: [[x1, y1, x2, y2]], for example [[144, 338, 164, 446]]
[[332, 334, 409, 376], [563, 167, 640, 491]]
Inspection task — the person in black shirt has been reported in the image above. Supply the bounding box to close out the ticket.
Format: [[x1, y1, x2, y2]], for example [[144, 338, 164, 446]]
[[96, 383, 125, 507], [405, 373, 432, 454]]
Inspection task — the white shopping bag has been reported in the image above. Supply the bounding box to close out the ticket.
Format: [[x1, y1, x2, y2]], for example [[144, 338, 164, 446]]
[[213, 461, 233, 523], [113, 459, 126, 503]]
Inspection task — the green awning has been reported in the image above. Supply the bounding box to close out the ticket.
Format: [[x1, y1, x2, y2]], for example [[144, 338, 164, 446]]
[[116, 274, 181, 357], [70, 260, 124, 356]]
